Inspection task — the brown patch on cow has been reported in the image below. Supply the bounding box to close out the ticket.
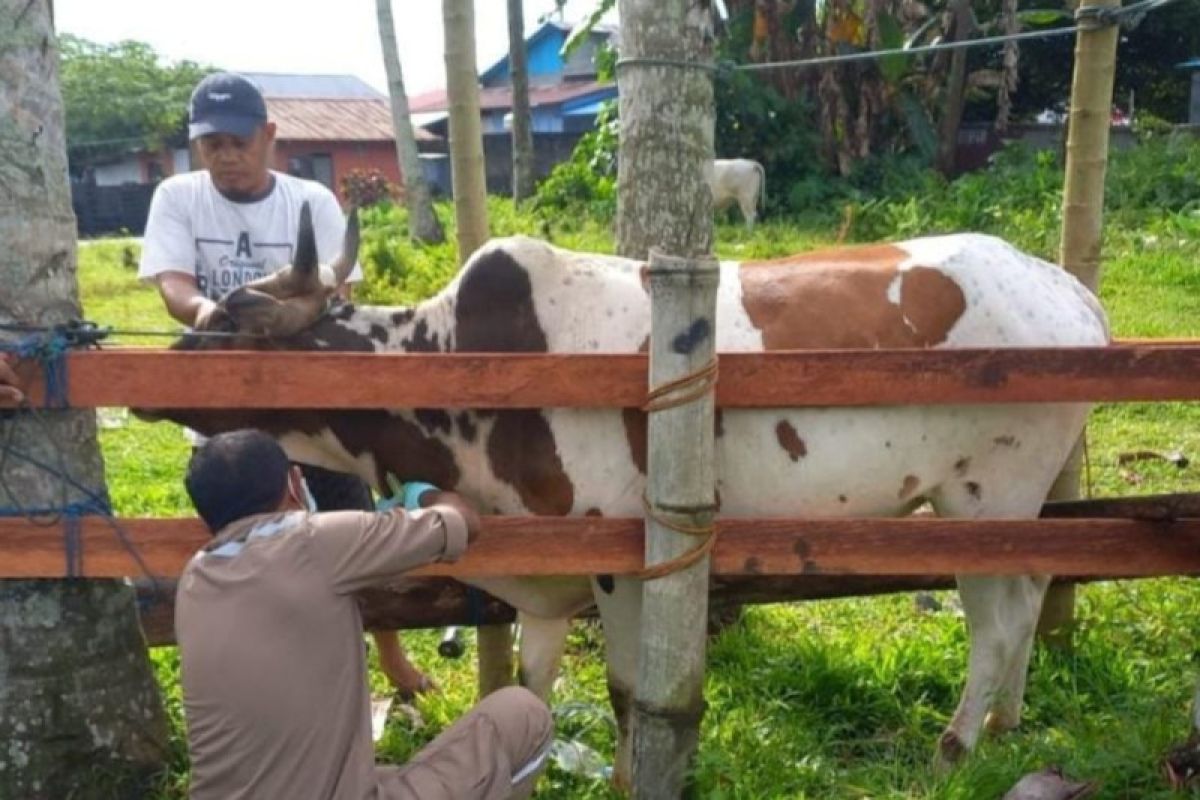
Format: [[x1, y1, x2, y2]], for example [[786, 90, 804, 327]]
[[487, 410, 574, 515], [775, 420, 807, 462], [739, 244, 967, 350], [401, 318, 441, 352], [965, 481, 982, 501], [415, 409, 452, 436], [954, 457, 971, 476], [456, 412, 478, 444], [295, 317, 377, 352], [455, 249, 549, 353], [390, 309, 414, 326], [585, 508, 603, 517], [622, 408, 648, 475], [898, 474, 921, 499], [368, 323, 388, 343], [332, 302, 356, 321]]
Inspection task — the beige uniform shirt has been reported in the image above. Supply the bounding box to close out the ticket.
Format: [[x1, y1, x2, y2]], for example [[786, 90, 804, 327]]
[[175, 506, 469, 800]]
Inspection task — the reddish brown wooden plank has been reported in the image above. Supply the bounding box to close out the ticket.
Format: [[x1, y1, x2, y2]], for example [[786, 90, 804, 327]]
[[11, 345, 1200, 410], [4, 516, 1200, 579]]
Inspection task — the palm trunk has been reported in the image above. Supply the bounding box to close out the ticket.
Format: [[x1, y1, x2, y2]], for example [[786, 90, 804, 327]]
[[1041, 0, 1121, 649], [617, 2, 717, 796], [442, 0, 510, 696], [376, 0, 445, 244], [443, 0, 490, 262], [0, 3, 169, 797], [936, 0, 973, 176], [507, 0, 535, 202]]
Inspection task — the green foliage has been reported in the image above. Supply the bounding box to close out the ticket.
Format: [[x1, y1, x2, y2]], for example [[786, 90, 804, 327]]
[[532, 102, 618, 221], [59, 34, 213, 169]]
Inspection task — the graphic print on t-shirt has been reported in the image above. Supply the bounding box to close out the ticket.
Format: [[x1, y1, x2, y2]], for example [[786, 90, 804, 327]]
[[194, 232, 294, 300]]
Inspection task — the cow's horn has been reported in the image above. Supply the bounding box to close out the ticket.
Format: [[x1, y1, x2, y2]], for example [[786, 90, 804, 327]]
[[329, 206, 359, 287], [293, 201, 318, 277]]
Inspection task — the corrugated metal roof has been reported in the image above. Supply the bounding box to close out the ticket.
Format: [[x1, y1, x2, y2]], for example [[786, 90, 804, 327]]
[[266, 98, 438, 143], [409, 80, 615, 114], [243, 72, 386, 100]]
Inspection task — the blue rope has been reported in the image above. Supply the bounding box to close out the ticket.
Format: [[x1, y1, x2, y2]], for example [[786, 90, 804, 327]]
[[1, 323, 164, 597]]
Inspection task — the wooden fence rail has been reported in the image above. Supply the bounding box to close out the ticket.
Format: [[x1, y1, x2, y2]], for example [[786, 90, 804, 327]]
[[11, 342, 1200, 409]]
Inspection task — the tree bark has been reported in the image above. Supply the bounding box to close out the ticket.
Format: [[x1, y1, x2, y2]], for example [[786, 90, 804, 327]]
[[0, 3, 169, 797], [617, 2, 717, 796], [507, 0, 535, 202], [443, 0, 490, 263], [616, 1, 715, 261], [376, 0, 445, 244], [1041, 0, 1121, 650]]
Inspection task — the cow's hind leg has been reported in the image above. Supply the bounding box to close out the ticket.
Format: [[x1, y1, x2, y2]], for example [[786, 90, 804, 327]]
[[517, 613, 572, 698], [930, 482, 1051, 767]]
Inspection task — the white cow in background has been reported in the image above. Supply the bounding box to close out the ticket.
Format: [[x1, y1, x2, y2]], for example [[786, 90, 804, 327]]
[[708, 158, 766, 229]]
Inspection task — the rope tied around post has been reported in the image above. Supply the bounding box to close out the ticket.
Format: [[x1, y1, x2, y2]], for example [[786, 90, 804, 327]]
[[637, 251, 720, 582]]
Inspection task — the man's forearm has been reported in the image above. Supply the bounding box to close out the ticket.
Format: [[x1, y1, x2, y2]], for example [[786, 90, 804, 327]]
[[156, 275, 214, 327]]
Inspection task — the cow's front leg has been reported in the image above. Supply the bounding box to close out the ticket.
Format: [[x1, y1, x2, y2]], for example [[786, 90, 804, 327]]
[[592, 575, 643, 792]]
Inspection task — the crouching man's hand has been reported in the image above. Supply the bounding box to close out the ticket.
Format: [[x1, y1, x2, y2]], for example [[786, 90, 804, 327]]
[[420, 490, 482, 546]]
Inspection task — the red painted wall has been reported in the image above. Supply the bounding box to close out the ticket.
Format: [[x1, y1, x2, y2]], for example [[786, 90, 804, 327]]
[[273, 140, 403, 202]]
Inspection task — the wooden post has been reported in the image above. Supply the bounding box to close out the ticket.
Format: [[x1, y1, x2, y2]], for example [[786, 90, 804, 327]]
[[636, 251, 719, 798], [442, 0, 511, 696], [1041, 0, 1120, 649]]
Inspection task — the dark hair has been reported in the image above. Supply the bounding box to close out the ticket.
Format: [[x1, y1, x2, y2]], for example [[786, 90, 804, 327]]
[[185, 430, 290, 533]]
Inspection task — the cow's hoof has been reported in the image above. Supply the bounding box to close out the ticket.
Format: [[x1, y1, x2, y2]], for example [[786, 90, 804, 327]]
[[985, 710, 1021, 735], [934, 730, 968, 772]]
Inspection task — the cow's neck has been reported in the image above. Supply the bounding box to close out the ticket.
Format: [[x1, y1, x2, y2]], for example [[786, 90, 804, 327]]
[[337, 295, 456, 353]]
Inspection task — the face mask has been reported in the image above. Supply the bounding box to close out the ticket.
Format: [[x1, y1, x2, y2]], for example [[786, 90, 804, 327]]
[[291, 474, 318, 512]]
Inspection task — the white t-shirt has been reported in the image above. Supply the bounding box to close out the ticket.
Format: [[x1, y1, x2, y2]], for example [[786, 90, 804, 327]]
[[138, 170, 362, 298]]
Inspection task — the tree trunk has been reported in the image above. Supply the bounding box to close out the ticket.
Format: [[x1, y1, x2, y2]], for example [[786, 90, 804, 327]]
[[443, 0, 490, 262], [0, 3, 169, 797], [376, 0, 445, 244], [617, 2, 717, 796], [507, 0, 535, 202], [442, 0, 510, 695], [994, 0, 1020, 134], [1041, 0, 1121, 650], [935, 0, 973, 176]]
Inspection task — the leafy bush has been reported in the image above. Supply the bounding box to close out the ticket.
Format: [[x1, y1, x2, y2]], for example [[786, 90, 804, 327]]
[[533, 102, 618, 222]]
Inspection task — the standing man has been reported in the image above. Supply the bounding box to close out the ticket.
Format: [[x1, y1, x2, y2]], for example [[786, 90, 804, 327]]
[[179, 430, 552, 799], [138, 72, 432, 696]]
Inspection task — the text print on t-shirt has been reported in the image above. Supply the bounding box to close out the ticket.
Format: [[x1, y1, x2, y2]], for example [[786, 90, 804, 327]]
[[194, 232, 294, 300]]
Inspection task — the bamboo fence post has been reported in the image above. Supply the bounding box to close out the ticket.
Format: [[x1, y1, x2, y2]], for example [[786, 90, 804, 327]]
[[1040, 0, 1121, 648], [634, 251, 720, 798]]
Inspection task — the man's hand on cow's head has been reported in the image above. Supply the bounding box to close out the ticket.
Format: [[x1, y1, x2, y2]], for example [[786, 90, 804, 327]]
[[0, 354, 25, 406], [423, 491, 482, 545]]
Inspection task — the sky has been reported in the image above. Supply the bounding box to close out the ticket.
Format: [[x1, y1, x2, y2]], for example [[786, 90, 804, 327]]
[[54, 0, 617, 97]]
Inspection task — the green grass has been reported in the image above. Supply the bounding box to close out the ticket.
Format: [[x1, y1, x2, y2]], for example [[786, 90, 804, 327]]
[[80, 206, 1200, 799]]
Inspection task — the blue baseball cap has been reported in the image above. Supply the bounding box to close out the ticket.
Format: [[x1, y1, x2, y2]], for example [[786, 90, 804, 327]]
[[188, 72, 268, 140]]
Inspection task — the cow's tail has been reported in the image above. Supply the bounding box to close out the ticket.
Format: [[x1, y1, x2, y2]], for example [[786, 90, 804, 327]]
[[754, 161, 766, 212]]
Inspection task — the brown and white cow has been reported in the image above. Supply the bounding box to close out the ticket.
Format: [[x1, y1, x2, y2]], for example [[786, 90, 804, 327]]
[[146, 205, 1109, 785]]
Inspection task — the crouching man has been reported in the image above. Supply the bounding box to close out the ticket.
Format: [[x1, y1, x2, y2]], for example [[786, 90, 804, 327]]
[[177, 429, 553, 799]]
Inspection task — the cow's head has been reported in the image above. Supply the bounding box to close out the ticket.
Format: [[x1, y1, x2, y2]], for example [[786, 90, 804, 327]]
[[200, 201, 360, 339]]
